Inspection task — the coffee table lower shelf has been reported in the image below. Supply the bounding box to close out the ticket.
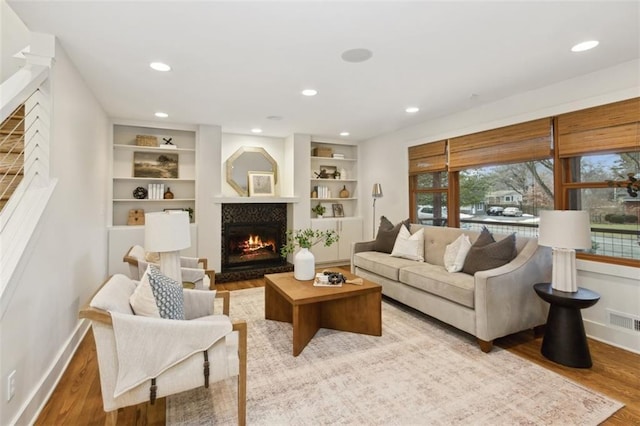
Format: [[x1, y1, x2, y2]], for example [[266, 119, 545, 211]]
[[264, 272, 382, 356]]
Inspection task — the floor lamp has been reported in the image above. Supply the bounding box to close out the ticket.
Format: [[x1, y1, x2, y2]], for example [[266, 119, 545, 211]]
[[144, 211, 191, 284], [538, 210, 591, 292], [372, 183, 383, 237]]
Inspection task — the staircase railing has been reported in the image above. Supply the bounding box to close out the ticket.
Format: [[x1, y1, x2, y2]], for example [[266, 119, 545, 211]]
[[0, 64, 55, 299]]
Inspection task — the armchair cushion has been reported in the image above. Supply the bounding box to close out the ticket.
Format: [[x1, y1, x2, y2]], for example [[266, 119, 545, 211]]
[[147, 265, 185, 320], [129, 271, 160, 317]]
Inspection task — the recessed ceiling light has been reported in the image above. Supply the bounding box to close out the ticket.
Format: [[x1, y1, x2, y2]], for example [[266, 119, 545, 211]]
[[341, 48, 373, 63], [405, 107, 420, 113], [571, 40, 599, 52], [340, 132, 350, 136], [155, 112, 168, 118], [302, 89, 318, 96], [251, 128, 263, 133], [149, 62, 171, 72]]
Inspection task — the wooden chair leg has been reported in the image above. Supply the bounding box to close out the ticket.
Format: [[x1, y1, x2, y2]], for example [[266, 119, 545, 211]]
[[104, 409, 117, 426], [478, 339, 493, 353], [234, 321, 247, 426]]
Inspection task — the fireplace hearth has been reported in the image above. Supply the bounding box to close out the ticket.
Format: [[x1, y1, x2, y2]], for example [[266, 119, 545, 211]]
[[217, 203, 292, 282]]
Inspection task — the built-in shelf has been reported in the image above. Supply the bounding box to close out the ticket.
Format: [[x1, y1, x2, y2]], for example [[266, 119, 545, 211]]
[[113, 143, 195, 153], [212, 196, 301, 204]]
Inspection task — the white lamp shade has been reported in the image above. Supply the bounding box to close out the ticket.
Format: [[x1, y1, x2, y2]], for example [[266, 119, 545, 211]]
[[538, 210, 591, 250], [144, 211, 191, 252]]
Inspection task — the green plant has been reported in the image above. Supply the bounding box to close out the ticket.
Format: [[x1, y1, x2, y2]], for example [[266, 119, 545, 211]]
[[311, 203, 326, 216], [280, 228, 339, 257]]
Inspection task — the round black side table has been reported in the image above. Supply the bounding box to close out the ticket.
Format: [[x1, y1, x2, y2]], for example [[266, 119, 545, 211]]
[[533, 283, 600, 368]]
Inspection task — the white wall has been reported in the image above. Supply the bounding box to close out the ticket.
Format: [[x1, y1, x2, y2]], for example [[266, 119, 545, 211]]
[[0, 40, 110, 425], [360, 59, 640, 353], [0, 0, 29, 83]]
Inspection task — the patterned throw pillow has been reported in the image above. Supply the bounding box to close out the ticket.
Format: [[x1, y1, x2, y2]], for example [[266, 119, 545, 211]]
[[147, 265, 185, 320]]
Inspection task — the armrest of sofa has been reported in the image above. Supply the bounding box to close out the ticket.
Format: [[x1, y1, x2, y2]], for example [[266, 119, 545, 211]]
[[351, 240, 376, 273], [473, 240, 552, 342]]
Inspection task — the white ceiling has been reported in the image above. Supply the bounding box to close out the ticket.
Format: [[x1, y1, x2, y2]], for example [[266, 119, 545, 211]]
[[7, 1, 640, 141]]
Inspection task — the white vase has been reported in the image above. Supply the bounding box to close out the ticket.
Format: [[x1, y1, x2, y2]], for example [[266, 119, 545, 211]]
[[294, 247, 315, 280]]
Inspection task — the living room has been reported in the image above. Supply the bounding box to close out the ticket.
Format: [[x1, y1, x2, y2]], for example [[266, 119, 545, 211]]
[[1, 1, 639, 425]]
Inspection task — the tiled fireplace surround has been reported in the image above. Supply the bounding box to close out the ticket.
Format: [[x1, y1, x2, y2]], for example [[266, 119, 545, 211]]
[[217, 202, 293, 282]]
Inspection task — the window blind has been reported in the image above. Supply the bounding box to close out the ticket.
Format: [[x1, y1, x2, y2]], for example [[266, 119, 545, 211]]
[[408, 140, 447, 174]]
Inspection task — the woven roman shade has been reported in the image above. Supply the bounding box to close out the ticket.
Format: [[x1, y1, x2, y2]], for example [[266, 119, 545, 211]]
[[448, 118, 553, 171], [408, 140, 447, 175], [557, 98, 640, 157]]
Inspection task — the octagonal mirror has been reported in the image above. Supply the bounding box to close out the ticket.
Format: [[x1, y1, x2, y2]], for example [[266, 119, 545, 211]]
[[226, 146, 278, 196]]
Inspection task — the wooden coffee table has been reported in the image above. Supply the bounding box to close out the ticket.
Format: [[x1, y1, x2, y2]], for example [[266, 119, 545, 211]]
[[264, 271, 382, 356]]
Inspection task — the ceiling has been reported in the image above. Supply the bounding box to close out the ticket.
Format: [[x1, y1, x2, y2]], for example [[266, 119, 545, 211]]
[[7, 1, 640, 141]]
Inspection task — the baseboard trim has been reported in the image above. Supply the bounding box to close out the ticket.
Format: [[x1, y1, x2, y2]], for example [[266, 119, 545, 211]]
[[585, 318, 640, 355], [11, 320, 90, 426]]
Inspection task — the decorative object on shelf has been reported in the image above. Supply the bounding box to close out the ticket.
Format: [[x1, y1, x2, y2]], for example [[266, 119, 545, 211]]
[[538, 210, 592, 293], [159, 137, 177, 149], [163, 137, 174, 145], [372, 183, 383, 237], [311, 203, 326, 218], [133, 152, 179, 178], [133, 186, 148, 199], [247, 171, 275, 196], [318, 165, 337, 179], [311, 187, 318, 199], [136, 134, 158, 147], [226, 146, 278, 196], [148, 183, 165, 200], [339, 185, 350, 198], [280, 228, 339, 280], [144, 211, 191, 283], [164, 187, 174, 199], [312, 147, 332, 157], [127, 209, 145, 226], [332, 203, 344, 217], [607, 172, 639, 197], [339, 167, 347, 179]]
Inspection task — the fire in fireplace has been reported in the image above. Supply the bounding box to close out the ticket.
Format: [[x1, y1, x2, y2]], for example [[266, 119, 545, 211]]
[[224, 222, 284, 269]]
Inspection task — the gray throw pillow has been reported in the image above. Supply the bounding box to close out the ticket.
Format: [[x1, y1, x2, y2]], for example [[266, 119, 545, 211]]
[[373, 216, 410, 253], [147, 265, 185, 320], [462, 232, 517, 275]]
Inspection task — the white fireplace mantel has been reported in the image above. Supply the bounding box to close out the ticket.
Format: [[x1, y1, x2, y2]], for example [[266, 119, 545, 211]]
[[212, 196, 301, 204]]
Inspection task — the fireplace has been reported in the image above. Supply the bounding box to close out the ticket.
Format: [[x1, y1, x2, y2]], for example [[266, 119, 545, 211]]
[[224, 222, 282, 268], [219, 203, 291, 281]]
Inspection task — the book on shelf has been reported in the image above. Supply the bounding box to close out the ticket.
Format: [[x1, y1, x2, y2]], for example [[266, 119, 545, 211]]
[[332, 153, 345, 159]]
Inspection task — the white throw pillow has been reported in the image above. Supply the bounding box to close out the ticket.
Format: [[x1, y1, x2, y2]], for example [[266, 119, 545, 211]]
[[129, 265, 161, 317], [443, 234, 472, 273], [390, 226, 424, 261]]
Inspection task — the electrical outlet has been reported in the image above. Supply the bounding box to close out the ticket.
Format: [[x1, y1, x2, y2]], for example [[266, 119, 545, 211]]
[[7, 370, 16, 401]]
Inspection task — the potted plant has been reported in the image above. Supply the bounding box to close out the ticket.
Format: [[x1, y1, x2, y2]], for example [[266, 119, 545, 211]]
[[311, 203, 326, 218], [280, 228, 339, 280]]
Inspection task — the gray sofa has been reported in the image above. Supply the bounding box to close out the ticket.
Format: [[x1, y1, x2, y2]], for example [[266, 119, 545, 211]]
[[351, 224, 551, 352]]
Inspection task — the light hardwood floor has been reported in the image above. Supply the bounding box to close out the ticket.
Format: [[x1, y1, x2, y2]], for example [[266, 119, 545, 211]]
[[36, 271, 639, 425]]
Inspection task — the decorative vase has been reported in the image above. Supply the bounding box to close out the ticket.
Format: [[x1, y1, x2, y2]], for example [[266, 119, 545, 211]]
[[339, 185, 350, 198], [164, 187, 174, 199], [294, 248, 315, 280]]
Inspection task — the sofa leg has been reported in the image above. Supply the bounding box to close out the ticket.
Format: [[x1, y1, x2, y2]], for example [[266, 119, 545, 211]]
[[478, 339, 493, 353]]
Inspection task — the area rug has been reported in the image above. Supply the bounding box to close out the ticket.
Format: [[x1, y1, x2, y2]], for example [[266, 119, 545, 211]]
[[167, 287, 623, 425]]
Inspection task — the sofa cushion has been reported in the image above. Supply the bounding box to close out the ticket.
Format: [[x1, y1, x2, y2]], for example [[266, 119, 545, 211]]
[[443, 234, 472, 272], [373, 216, 410, 253], [391, 227, 425, 261], [399, 263, 475, 309], [463, 231, 517, 275], [353, 251, 418, 281]]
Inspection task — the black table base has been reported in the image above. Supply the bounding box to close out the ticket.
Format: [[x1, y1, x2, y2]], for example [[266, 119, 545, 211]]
[[534, 283, 600, 368]]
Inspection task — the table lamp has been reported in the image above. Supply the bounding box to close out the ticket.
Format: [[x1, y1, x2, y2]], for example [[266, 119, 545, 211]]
[[372, 183, 383, 237], [538, 210, 591, 292], [144, 211, 191, 283]]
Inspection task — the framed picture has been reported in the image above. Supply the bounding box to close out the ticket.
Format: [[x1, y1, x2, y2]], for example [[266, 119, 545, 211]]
[[133, 152, 178, 178], [332, 203, 344, 217], [248, 171, 275, 196]]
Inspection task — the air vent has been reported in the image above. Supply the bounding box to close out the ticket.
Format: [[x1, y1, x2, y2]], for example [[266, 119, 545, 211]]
[[608, 310, 640, 333]]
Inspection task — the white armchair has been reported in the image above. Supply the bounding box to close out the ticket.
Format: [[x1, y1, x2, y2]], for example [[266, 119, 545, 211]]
[[79, 274, 246, 425], [123, 245, 215, 289]]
